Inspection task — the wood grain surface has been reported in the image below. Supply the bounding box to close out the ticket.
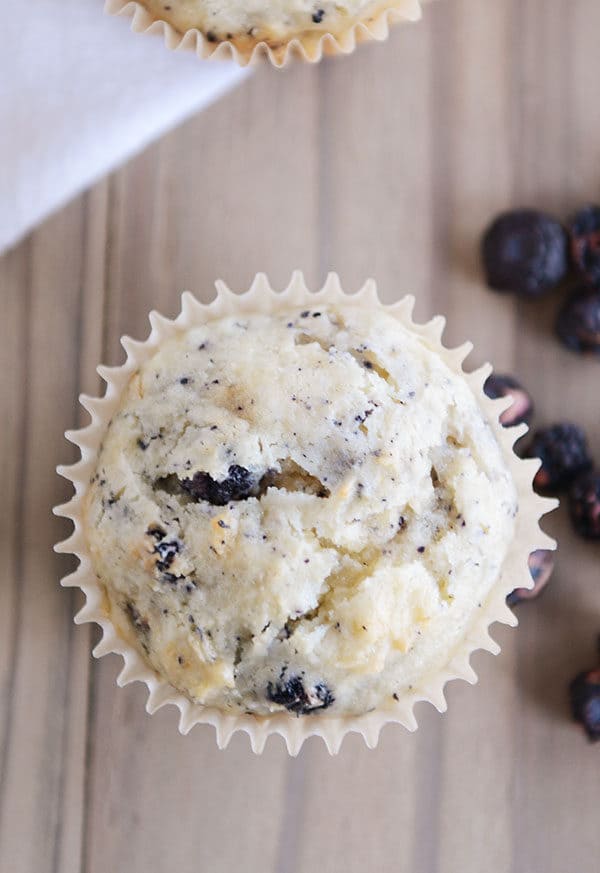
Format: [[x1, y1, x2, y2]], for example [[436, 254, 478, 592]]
[[1, 1, 599, 871]]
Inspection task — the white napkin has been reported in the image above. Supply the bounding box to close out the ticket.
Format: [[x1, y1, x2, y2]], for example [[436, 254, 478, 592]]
[[0, 0, 249, 255]]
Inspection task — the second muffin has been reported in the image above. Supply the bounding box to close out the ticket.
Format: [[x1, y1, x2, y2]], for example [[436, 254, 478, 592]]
[[107, 0, 422, 65]]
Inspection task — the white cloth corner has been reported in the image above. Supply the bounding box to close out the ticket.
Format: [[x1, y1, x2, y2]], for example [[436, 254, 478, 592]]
[[0, 0, 250, 254]]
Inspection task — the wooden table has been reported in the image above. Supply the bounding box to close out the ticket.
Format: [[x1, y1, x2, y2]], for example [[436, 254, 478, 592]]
[[1, 1, 599, 871]]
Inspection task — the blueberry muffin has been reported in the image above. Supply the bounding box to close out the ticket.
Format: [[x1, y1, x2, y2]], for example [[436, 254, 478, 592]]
[[85, 304, 517, 717], [134, 0, 421, 57]]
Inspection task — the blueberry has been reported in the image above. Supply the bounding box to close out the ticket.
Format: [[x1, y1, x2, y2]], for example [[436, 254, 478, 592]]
[[153, 539, 180, 571], [526, 423, 592, 492], [507, 549, 555, 606], [569, 470, 600, 540], [568, 204, 600, 287], [181, 465, 257, 506], [556, 287, 600, 356], [482, 209, 568, 297], [570, 667, 600, 742], [267, 674, 335, 715], [484, 373, 534, 427]]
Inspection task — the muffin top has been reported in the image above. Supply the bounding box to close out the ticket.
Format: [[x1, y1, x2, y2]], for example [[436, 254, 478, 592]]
[[86, 305, 517, 717], [140, 0, 414, 44]]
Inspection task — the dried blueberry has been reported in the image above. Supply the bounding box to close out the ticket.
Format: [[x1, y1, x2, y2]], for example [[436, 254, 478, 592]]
[[312, 682, 335, 709], [267, 675, 334, 715], [181, 464, 257, 506], [556, 287, 600, 356], [569, 470, 600, 540], [507, 549, 555, 606], [526, 423, 592, 492], [312, 8, 325, 22], [570, 666, 600, 742], [482, 210, 568, 297], [484, 373, 534, 427], [568, 204, 600, 287], [153, 539, 180, 571]]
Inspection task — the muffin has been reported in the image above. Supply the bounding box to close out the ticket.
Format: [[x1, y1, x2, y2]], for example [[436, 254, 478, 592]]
[[105, 0, 422, 65], [57, 275, 555, 751]]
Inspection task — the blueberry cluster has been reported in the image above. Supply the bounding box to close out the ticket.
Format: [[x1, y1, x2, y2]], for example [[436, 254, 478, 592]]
[[523, 422, 599, 542], [482, 206, 600, 356], [482, 385, 598, 538], [481, 209, 600, 742]]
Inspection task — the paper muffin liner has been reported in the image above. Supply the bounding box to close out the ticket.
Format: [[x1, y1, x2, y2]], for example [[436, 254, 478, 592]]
[[55, 272, 557, 755], [104, 0, 422, 67]]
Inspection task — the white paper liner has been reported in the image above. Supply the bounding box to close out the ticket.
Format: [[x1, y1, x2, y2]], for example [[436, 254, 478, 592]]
[[104, 0, 422, 67], [55, 272, 557, 755]]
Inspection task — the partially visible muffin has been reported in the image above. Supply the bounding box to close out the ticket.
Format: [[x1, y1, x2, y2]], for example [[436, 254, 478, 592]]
[[135, 0, 421, 56], [85, 305, 517, 717]]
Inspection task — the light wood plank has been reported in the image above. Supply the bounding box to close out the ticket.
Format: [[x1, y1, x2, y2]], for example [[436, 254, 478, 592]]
[[428, 5, 519, 871], [508, 3, 600, 871], [0, 201, 87, 873], [0, 240, 31, 834]]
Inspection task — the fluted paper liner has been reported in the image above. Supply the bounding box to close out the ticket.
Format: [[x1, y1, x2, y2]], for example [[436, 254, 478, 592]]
[[104, 0, 422, 67], [55, 273, 556, 755]]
